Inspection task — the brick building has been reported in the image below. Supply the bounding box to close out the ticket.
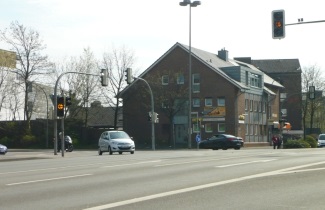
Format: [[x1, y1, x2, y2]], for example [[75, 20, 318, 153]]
[[119, 43, 284, 148]]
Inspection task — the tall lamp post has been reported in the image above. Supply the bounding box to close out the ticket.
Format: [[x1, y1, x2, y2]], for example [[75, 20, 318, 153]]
[[179, 0, 201, 149]]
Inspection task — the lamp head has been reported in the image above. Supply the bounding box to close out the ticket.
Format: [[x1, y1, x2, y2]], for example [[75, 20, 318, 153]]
[[179, 0, 190, 6], [191, 1, 201, 7]]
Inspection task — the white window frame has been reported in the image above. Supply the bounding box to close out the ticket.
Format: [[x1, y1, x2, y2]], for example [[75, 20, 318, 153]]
[[193, 98, 200, 107], [205, 98, 212, 106], [162, 75, 169, 85], [205, 123, 213, 133], [218, 123, 225, 132], [217, 98, 225, 106]]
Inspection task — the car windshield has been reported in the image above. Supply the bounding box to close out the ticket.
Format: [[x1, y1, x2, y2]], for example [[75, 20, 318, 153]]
[[109, 132, 129, 139], [319, 135, 325, 140]]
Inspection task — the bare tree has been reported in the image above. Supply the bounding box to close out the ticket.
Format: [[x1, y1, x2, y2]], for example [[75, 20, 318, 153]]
[[52, 48, 100, 126], [301, 65, 325, 137], [101, 46, 136, 129], [0, 21, 52, 129]]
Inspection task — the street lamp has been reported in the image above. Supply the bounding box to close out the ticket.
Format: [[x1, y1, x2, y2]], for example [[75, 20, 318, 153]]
[[179, 0, 201, 149]]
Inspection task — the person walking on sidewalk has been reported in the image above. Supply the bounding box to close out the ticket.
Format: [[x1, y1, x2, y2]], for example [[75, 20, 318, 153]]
[[272, 135, 279, 149]]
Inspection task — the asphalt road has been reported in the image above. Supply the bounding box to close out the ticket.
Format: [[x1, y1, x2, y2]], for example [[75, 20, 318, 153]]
[[1, 148, 325, 210]]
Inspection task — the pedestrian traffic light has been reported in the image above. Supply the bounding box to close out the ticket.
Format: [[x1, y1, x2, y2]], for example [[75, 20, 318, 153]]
[[100, 69, 108, 86], [272, 10, 285, 39], [125, 68, 132, 84], [57, 96, 64, 117]]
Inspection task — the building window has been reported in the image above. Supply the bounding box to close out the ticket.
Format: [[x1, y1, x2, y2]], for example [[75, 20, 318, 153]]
[[217, 98, 225, 106], [162, 75, 169, 85], [250, 100, 253, 111], [177, 74, 184, 84], [205, 98, 212, 106], [259, 101, 262, 112], [280, 93, 287, 102], [218, 123, 225, 132], [192, 73, 200, 93], [245, 99, 248, 110], [254, 101, 257, 112], [250, 124, 254, 135], [205, 123, 213, 133], [161, 100, 169, 109], [245, 124, 249, 135], [250, 73, 261, 88], [193, 98, 200, 107]]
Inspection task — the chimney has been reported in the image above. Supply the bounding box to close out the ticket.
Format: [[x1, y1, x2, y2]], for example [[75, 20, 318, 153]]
[[218, 48, 228, 61]]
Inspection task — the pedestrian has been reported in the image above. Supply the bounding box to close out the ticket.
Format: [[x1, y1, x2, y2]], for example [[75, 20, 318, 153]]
[[272, 135, 278, 149], [277, 135, 283, 149]]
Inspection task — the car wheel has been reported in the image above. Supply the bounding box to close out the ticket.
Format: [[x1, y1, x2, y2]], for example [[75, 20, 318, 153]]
[[222, 147, 228, 150], [98, 147, 103, 155], [119, 152, 122, 155], [234, 147, 241, 150], [108, 146, 113, 155], [131, 151, 134, 154]]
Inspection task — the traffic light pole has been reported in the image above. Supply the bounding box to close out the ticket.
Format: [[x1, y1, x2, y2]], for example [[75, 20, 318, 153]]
[[53, 71, 101, 156], [133, 77, 155, 150]]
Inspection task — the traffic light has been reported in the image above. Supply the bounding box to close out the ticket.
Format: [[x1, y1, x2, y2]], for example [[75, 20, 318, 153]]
[[125, 68, 132, 84], [66, 97, 72, 106], [309, 86, 315, 99], [152, 112, 159, 123], [148, 112, 152, 121], [272, 10, 285, 39], [57, 96, 64, 117], [100, 69, 108, 86]]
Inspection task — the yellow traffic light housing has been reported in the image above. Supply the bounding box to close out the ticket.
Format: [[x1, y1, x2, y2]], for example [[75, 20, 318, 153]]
[[57, 96, 64, 117]]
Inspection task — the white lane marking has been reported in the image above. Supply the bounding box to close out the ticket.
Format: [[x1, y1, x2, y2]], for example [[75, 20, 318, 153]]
[[216, 159, 276, 168], [0, 160, 162, 175], [83, 160, 325, 210], [102, 160, 162, 168], [154, 153, 273, 167], [6, 174, 92, 186], [0, 163, 105, 175]]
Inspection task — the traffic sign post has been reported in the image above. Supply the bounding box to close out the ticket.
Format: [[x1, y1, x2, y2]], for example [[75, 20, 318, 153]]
[[196, 133, 201, 150]]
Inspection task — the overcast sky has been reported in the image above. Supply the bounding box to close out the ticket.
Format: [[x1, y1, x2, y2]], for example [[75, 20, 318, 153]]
[[0, 0, 324, 73]]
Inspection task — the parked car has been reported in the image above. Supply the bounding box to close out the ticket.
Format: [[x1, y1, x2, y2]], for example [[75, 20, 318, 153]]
[[199, 134, 243, 150], [317, 134, 325, 147], [98, 130, 135, 155], [0, 144, 8, 154]]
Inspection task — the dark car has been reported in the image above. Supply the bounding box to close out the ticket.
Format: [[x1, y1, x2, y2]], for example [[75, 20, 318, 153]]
[[199, 134, 243, 150]]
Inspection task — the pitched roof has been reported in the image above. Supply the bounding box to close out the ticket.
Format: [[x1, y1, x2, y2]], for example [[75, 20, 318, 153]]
[[251, 59, 301, 73], [119, 42, 284, 96], [75, 107, 122, 128]]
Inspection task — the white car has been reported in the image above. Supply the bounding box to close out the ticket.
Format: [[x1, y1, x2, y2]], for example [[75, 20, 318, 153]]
[[318, 134, 325, 147], [98, 130, 135, 155], [0, 144, 8, 154]]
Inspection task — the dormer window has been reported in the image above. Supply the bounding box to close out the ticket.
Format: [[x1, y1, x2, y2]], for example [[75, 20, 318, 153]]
[[250, 73, 261, 88]]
